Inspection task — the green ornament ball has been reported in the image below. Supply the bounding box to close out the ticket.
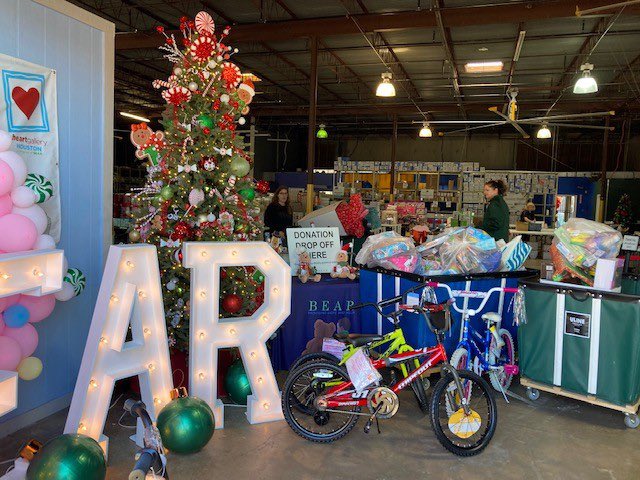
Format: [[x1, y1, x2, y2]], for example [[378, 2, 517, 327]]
[[224, 360, 252, 405], [229, 156, 250, 177], [238, 188, 255, 201], [160, 186, 174, 200], [27, 434, 106, 480], [197, 114, 215, 129], [157, 396, 215, 454]]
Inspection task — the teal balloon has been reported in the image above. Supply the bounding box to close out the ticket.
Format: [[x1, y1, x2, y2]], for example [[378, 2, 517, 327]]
[[224, 360, 252, 405], [197, 114, 215, 129], [27, 434, 106, 480], [238, 188, 255, 201], [160, 186, 174, 200], [229, 156, 250, 177], [157, 396, 215, 454]]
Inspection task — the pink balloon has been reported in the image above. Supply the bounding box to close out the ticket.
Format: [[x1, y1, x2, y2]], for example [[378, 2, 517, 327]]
[[20, 295, 56, 323], [0, 160, 14, 196], [0, 314, 4, 335], [0, 214, 37, 252], [0, 335, 22, 370], [3, 323, 38, 357], [0, 151, 26, 187], [4, 294, 21, 307], [0, 194, 12, 216]]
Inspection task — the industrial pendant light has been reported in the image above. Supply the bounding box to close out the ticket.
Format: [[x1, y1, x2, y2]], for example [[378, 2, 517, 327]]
[[573, 63, 598, 94], [536, 124, 551, 139], [376, 72, 396, 97], [316, 124, 328, 139], [419, 122, 432, 138]]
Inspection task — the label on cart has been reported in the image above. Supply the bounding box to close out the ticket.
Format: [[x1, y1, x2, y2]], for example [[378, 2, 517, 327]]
[[345, 348, 382, 394], [564, 311, 590, 338]]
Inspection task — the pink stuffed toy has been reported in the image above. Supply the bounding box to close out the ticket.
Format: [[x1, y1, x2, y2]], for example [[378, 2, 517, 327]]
[[336, 194, 369, 238]]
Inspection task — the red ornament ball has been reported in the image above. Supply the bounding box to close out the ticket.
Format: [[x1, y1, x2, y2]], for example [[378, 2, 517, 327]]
[[222, 294, 242, 314], [156, 26, 165, 33], [203, 127, 211, 135], [255, 180, 270, 194]]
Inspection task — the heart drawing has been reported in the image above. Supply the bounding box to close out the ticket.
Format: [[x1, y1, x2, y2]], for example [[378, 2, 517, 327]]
[[11, 86, 40, 120]]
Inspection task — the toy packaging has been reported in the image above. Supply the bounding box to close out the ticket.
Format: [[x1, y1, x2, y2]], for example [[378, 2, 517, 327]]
[[355, 231, 419, 273]]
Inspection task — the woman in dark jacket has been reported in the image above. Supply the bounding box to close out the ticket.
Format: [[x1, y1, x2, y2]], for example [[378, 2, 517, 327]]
[[264, 186, 293, 234], [481, 179, 510, 242]]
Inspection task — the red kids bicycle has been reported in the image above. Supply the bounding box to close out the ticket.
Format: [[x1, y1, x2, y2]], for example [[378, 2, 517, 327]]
[[282, 286, 498, 456]]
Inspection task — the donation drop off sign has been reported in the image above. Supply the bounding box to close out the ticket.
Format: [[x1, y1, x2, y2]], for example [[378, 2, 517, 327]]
[[286, 227, 341, 274]]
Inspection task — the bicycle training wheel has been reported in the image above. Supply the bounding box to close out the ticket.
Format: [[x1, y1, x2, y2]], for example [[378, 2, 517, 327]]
[[429, 369, 497, 456], [282, 360, 360, 443]]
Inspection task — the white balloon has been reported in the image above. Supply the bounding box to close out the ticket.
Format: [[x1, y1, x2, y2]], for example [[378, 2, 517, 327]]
[[0, 130, 11, 152], [34, 234, 56, 250], [12, 205, 48, 235], [11, 186, 36, 208], [0, 151, 27, 187], [54, 282, 75, 301]]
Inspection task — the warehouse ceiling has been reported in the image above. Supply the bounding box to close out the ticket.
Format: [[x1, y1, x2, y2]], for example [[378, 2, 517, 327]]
[[70, 0, 640, 133]]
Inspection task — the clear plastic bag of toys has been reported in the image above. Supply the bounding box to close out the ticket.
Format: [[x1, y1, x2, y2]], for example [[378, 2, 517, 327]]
[[355, 231, 419, 273], [553, 218, 622, 269], [425, 227, 502, 274]]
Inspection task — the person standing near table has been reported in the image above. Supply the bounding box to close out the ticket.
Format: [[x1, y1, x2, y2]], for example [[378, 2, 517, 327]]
[[482, 179, 510, 242], [520, 201, 536, 224], [264, 186, 293, 235]]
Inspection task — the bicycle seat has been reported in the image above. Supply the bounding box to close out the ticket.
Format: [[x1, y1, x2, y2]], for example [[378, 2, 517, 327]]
[[333, 333, 385, 348], [482, 312, 501, 324]]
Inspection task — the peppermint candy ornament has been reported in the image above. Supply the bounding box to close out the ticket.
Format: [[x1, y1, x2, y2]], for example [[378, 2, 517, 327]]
[[221, 62, 242, 88], [195, 11, 215, 35], [203, 158, 216, 171], [25, 173, 54, 203], [162, 86, 191, 105], [190, 35, 215, 62], [64, 268, 86, 297]]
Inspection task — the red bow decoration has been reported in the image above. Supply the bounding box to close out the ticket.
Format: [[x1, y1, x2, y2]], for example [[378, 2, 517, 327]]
[[131, 122, 148, 131], [336, 194, 369, 238]]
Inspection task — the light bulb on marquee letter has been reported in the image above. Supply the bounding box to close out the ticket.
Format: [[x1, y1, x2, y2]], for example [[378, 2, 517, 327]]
[[183, 241, 291, 429], [64, 245, 173, 456]]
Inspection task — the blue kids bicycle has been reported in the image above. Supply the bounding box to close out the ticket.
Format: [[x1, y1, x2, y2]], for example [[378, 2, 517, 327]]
[[425, 282, 519, 395]]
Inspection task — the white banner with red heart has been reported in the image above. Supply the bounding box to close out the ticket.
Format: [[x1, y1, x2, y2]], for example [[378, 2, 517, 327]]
[[0, 53, 60, 241]]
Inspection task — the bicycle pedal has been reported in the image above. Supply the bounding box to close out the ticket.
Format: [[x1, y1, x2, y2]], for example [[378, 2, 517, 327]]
[[364, 421, 372, 434]]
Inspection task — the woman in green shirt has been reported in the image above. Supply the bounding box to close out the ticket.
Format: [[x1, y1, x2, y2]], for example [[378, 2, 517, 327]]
[[481, 179, 510, 242]]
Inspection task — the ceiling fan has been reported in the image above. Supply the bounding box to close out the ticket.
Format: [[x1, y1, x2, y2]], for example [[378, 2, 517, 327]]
[[433, 89, 615, 137]]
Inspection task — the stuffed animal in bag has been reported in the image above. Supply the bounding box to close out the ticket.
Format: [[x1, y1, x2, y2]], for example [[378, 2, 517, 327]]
[[331, 243, 357, 280], [297, 248, 321, 283]]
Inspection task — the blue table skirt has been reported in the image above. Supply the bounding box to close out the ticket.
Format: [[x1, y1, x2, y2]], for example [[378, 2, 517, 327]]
[[271, 277, 361, 370]]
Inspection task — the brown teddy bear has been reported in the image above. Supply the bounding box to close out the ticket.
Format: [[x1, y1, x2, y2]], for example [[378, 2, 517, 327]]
[[297, 248, 321, 283], [302, 320, 337, 355]]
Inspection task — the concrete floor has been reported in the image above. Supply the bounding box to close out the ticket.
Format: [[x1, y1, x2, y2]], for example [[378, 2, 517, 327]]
[[1, 379, 639, 480]]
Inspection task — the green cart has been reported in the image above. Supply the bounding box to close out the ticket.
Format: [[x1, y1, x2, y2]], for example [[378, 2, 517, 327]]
[[518, 279, 640, 428]]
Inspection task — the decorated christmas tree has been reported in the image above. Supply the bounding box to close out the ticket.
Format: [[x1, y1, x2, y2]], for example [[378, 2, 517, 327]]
[[612, 193, 634, 231], [128, 12, 269, 350]]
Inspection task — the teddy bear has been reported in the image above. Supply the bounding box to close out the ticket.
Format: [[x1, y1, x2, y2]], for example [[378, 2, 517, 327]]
[[302, 320, 337, 355], [297, 248, 321, 283], [331, 243, 357, 280], [130, 122, 166, 166]]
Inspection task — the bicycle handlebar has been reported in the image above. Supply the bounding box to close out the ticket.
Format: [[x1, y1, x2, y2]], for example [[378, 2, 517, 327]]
[[426, 282, 518, 314], [129, 449, 159, 480]]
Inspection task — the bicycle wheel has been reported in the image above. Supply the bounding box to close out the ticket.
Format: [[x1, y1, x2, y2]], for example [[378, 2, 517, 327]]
[[489, 329, 515, 392], [289, 351, 339, 373], [429, 369, 497, 456], [446, 348, 472, 417], [282, 360, 360, 443]]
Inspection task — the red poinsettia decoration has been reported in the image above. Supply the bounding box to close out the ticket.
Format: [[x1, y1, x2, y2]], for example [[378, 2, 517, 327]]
[[170, 221, 193, 241], [335, 194, 369, 238]]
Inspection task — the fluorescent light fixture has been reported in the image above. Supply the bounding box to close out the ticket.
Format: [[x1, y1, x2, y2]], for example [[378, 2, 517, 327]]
[[573, 63, 598, 94], [316, 124, 328, 139], [513, 31, 527, 62], [536, 124, 551, 139], [376, 72, 396, 97], [464, 61, 504, 73], [419, 122, 432, 138], [120, 112, 151, 123]]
